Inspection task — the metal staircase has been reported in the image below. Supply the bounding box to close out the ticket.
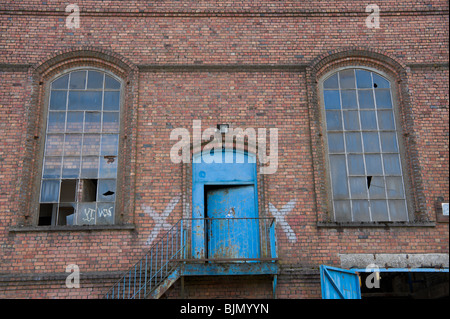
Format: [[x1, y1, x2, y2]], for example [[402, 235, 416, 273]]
[[104, 218, 278, 299]]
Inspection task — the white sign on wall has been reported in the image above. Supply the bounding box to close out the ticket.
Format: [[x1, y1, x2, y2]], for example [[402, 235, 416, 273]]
[[442, 203, 449, 216]]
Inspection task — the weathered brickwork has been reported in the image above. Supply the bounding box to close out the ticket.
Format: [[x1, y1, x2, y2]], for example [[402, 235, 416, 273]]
[[0, 1, 448, 299]]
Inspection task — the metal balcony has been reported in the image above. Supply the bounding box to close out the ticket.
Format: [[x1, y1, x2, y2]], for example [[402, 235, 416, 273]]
[[104, 217, 278, 299]]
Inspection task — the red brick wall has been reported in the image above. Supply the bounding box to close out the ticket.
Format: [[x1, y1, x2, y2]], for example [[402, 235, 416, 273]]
[[0, 1, 448, 298]]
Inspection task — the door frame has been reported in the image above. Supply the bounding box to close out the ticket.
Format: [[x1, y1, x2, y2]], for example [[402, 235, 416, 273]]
[[192, 149, 258, 260]]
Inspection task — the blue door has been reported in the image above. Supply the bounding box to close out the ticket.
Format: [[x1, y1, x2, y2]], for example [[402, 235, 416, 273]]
[[192, 150, 258, 260], [320, 265, 361, 299], [206, 185, 260, 260]]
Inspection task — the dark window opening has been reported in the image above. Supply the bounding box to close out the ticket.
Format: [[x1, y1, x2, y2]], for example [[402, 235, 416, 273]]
[[38, 203, 55, 226], [360, 272, 449, 299]]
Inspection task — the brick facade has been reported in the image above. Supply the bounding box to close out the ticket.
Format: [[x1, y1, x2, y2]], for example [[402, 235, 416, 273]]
[[0, 1, 448, 299]]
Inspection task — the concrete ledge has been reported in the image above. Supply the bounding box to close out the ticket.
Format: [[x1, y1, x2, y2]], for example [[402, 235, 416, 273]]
[[181, 262, 279, 276], [339, 253, 449, 269]]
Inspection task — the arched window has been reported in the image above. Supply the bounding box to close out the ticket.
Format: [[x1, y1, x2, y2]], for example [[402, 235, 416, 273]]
[[321, 68, 408, 222], [38, 69, 122, 226]]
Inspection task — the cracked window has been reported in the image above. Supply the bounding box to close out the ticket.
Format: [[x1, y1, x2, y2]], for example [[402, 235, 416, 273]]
[[38, 69, 121, 226], [322, 69, 408, 222]]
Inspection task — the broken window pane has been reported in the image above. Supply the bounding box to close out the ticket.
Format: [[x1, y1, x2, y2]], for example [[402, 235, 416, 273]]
[[100, 135, 119, 156], [38, 203, 55, 225], [78, 179, 97, 202], [368, 176, 386, 199], [99, 156, 118, 178], [57, 204, 76, 226], [372, 73, 390, 89], [97, 179, 116, 202], [59, 180, 77, 202]]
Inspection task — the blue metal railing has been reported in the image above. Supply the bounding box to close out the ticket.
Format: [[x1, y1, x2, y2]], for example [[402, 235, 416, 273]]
[[104, 217, 277, 299], [104, 219, 185, 299]]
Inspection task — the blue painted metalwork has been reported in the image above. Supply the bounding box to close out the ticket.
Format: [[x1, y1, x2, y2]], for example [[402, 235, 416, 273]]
[[182, 262, 279, 276], [206, 185, 259, 260], [192, 149, 258, 260], [104, 217, 278, 299], [320, 265, 361, 299]]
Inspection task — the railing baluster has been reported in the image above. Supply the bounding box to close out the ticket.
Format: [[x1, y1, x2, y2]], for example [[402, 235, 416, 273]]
[[128, 269, 131, 299], [104, 218, 277, 298]]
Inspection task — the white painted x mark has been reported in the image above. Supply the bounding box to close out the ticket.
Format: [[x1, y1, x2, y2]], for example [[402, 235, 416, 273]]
[[142, 194, 181, 246], [268, 199, 297, 243]]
